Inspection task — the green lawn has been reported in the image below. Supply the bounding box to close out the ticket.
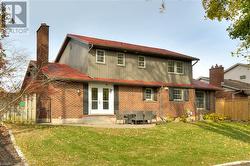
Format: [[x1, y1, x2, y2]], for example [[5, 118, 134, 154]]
[[8, 121, 250, 166]]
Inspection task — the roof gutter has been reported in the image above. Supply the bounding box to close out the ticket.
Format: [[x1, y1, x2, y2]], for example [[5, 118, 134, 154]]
[[192, 59, 199, 66]]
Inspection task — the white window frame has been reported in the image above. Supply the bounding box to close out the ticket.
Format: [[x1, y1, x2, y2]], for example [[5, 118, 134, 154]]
[[168, 60, 184, 74], [145, 88, 153, 101], [117, 53, 125, 66], [96, 49, 105, 64], [173, 89, 184, 101], [138, 56, 146, 68], [196, 91, 205, 109]]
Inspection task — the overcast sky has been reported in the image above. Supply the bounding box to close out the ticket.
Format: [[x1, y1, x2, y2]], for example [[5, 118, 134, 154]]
[[9, 0, 246, 78]]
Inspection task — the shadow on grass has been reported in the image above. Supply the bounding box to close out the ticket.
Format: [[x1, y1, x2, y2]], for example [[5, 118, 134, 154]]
[[192, 121, 250, 144]]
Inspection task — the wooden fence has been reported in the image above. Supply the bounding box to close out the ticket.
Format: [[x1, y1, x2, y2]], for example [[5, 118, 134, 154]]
[[1, 94, 36, 123], [216, 98, 250, 121]]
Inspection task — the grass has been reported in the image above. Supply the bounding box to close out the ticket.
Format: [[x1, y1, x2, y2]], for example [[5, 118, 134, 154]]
[[8, 121, 250, 166]]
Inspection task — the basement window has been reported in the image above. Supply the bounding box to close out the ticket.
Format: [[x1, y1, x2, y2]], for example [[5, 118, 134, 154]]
[[96, 50, 105, 64]]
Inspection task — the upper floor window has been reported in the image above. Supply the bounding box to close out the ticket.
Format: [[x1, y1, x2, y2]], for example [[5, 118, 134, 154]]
[[138, 56, 146, 68], [117, 53, 125, 66], [240, 75, 246, 80], [168, 60, 184, 74], [96, 50, 105, 64], [168, 61, 175, 73]]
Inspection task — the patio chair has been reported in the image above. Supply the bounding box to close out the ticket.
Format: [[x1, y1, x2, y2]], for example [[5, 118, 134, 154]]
[[116, 113, 127, 124], [132, 111, 144, 124], [144, 111, 154, 124]]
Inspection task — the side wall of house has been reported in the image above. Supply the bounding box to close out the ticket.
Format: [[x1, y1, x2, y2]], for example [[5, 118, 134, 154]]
[[88, 49, 192, 84], [59, 39, 89, 74], [224, 66, 250, 83], [48, 82, 84, 123]]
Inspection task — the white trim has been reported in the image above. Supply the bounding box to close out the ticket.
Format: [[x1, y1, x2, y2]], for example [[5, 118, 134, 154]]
[[173, 88, 184, 101], [96, 49, 106, 64], [138, 56, 146, 68], [145, 88, 154, 101], [117, 53, 125, 66], [88, 83, 114, 115]]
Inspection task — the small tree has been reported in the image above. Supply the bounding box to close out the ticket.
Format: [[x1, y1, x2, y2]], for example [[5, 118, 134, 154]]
[[202, 0, 250, 62]]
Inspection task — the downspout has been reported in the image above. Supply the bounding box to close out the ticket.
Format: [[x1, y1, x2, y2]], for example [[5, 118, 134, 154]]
[[87, 43, 94, 76], [192, 59, 199, 120], [192, 59, 199, 66]]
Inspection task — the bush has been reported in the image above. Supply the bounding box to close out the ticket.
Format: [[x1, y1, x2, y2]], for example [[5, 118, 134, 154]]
[[203, 113, 230, 122]]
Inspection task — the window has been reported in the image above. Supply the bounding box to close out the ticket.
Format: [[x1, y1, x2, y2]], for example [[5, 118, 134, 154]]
[[117, 53, 125, 66], [176, 61, 184, 73], [168, 60, 184, 74], [196, 91, 205, 109], [138, 56, 146, 68], [144, 88, 154, 100], [96, 50, 105, 64], [168, 61, 175, 73], [173, 89, 183, 101], [240, 75, 246, 80]]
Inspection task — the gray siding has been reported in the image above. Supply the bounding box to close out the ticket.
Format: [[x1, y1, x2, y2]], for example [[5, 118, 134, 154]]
[[88, 49, 192, 84], [59, 39, 89, 74]]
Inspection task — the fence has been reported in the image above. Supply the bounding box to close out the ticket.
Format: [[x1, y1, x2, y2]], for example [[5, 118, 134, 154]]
[[216, 98, 250, 121], [2, 94, 37, 123]]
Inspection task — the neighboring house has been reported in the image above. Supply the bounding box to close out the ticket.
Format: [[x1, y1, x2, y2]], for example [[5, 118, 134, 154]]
[[224, 63, 250, 83], [198, 64, 250, 99], [197, 76, 209, 84], [22, 24, 220, 124]]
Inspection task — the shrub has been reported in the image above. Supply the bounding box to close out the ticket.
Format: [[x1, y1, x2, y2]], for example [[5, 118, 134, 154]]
[[203, 113, 230, 122]]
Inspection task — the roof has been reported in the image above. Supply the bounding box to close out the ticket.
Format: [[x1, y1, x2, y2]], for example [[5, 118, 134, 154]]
[[192, 79, 222, 91], [222, 79, 250, 90], [224, 63, 250, 73], [55, 34, 199, 62], [36, 62, 219, 90], [197, 76, 209, 81]]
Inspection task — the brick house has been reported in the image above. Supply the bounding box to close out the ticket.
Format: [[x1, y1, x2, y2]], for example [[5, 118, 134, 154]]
[[22, 24, 220, 124]]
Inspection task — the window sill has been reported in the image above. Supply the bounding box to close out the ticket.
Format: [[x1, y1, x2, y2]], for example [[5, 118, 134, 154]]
[[144, 100, 157, 103], [168, 72, 184, 75], [96, 62, 106, 65], [117, 64, 125, 67]]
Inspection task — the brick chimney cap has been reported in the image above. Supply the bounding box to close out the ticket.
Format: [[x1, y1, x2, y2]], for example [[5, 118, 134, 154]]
[[41, 23, 49, 26], [37, 23, 49, 32]]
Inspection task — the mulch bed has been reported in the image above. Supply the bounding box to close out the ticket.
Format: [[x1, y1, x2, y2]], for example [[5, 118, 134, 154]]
[[0, 125, 24, 166]]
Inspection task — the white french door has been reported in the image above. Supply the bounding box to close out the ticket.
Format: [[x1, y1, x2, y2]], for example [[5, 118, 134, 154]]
[[88, 84, 114, 115]]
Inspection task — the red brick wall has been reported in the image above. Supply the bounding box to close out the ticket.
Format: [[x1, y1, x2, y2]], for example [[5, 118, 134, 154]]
[[162, 89, 196, 117], [118, 86, 197, 118], [48, 82, 83, 119], [118, 86, 160, 113], [209, 65, 224, 87]]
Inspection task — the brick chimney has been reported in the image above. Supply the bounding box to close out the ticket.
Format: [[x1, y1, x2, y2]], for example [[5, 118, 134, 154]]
[[37, 23, 49, 78], [209, 64, 224, 87]]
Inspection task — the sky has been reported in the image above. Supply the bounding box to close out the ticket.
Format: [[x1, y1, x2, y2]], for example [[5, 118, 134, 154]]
[[8, 0, 247, 78]]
